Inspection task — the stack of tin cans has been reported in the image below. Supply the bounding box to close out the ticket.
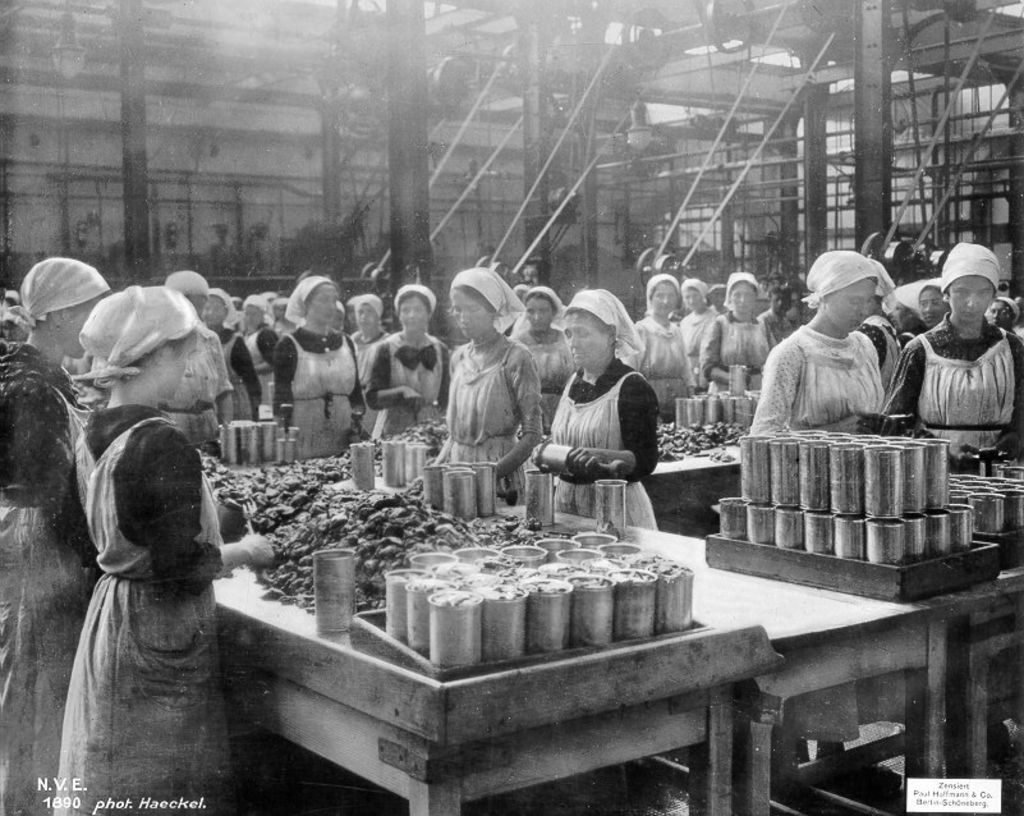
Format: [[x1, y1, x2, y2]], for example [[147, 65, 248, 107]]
[[420, 461, 499, 521], [948, 470, 1024, 535], [674, 392, 760, 430], [220, 420, 292, 465], [722, 431, 979, 565]]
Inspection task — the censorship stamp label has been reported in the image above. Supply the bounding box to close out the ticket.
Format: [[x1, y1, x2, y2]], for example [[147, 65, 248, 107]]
[[907, 779, 1001, 813]]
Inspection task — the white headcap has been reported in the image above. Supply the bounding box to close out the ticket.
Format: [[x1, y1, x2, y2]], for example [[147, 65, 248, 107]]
[[206, 288, 239, 328], [564, 289, 642, 359], [941, 242, 1001, 293], [394, 284, 438, 315], [725, 271, 759, 303], [164, 270, 209, 298], [802, 251, 879, 309], [347, 293, 385, 319], [286, 275, 335, 328], [450, 267, 525, 333], [510, 285, 565, 337], [681, 278, 710, 300], [12, 257, 109, 329]]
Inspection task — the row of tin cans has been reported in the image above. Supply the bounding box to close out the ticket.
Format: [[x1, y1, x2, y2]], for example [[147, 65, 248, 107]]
[[674, 393, 759, 429], [220, 420, 298, 466], [720, 499, 974, 564], [948, 474, 1024, 534], [740, 431, 952, 516], [348, 440, 431, 491], [419, 462, 500, 520]]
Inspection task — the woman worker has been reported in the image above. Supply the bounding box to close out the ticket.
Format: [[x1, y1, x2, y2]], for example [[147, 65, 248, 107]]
[[58, 286, 274, 816], [510, 285, 573, 431], [436, 267, 542, 501], [0, 258, 108, 816], [635, 273, 693, 421], [348, 293, 387, 433], [241, 294, 278, 406], [751, 251, 885, 435], [273, 276, 365, 460], [549, 289, 660, 529], [365, 284, 449, 437], [884, 242, 1024, 468], [699, 271, 771, 393], [204, 288, 262, 422], [679, 277, 717, 390]]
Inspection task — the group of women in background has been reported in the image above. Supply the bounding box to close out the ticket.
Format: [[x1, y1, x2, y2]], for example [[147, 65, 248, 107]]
[[2, 238, 1021, 814]]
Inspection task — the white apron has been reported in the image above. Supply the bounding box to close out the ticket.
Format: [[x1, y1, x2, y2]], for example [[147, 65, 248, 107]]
[[708, 317, 770, 395], [681, 310, 717, 389], [163, 327, 229, 446], [371, 333, 446, 438], [58, 418, 232, 816], [285, 334, 357, 460], [549, 372, 658, 530], [244, 331, 274, 407], [636, 317, 693, 419], [0, 395, 90, 816], [917, 332, 1015, 453]]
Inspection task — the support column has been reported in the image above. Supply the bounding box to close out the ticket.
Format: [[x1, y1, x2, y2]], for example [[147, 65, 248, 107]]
[[720, 205, 736, 276], [1007, 85, 1024, 294], [320, 100, 344, 224], [517, 1, 551, 283], [803, 83, 829, 262], [119, 0, 150, 279], [853, 0, 892, 247], [778, 113, 800, 276], [386, 0, 433, 288]]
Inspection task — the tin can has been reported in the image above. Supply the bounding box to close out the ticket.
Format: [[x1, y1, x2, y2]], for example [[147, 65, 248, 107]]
[[525, 579, 573, 653], [968, 492, 1004, 534], [866, 518, 905, 565], [405, 577, 455, 656], [538, 563, 578, 577], [922, 439, 951, 509], [245, 422, 261, 465], [925, 510, 951, 557], [428, 590, 483, 668], [833, 515, 866, 560], [479, 584, 528, 661], [556, 548, 602, 568], [734, 396, 755, 428], [409, 552, 459, 571], [405, 444, 430, 483], [472, 462, 497, 517], [313, 549, 355, 636], [684, 398, 704, 427], [704, 395, 722, 424], [1002, 490, 1024, 530], [897, 441, 927, 515], [774, 506, 804, 550], [674, 398, 689, 429], [598, 543, 642, 563], [830, 444, 865, 515], [770, 438, 802, 507], [444, 471, 477, 520], [218, 424, 231, 463], [453, 546, 502, 564], [740, 436, 772, 504], [1001, 466, 1024, 482], [719, 497, 747, 539], [350, 442, 376, 491], [525, 469, 554, 525], [385, 568, 429, 642], [947, 504, 974, 552], [532, 538, 579, 563], [721, 397, 736, 424], [728, 364, 748, 396], [260, 421, 278, 463], [568, 574, 615, 647], [572, 532, 617, 549], [275, 437, 287, 464], [798, 440, 831, 511], [283, 438, 297, 463], [421, 465, 445, 510], [654, 564, 694, 634], [804, 511, 834, 555], [864, 446, 904, 518], [949, 489, 971, 504], [903, 514, 927, 561], [501, 545, 547, 568], [287, 425, 300, 443], [609, 569, 658, 640], [595, 479, 627, 539], [382, 440, 406, 487], [746, 503, 774, 545]]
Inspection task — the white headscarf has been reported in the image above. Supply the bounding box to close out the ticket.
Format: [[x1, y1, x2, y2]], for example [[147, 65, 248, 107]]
[[892, 277, 942, 315], [78, 286, 198, 386], [681, 278, 710, 300], [243, 294, 273, 326], [11, 257, 109, 329], [645, 273, 681, 316], [995, 296, 1020, 321], [347, 293, 385, 319], [286, 275, 335, 328], [394, 284, 438, 315], [450, 267, 525, 333], [207, 288, 239, 329], [941, 242, 1001, 293], [724, 271, 759, 303], [164, 269, 209, 298], [564, 289, 642, 359], [802, 251, 880, 309], [510, 285, 565, 337]]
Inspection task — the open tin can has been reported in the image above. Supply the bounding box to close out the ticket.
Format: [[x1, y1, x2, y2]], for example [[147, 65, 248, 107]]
[[567, 573, 615, 647], [428, 590, 483, 668]]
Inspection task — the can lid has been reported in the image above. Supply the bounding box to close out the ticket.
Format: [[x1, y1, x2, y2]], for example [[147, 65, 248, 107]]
[[520, 576, 573, 594], [428, 589, 483, 607]]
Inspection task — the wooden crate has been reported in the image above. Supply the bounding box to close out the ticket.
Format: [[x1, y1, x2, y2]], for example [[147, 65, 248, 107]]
[[705, 534, 1001, 602], [974, 528, 1024, 570]]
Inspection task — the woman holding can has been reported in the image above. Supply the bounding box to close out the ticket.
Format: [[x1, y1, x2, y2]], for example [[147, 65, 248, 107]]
[[751, 251, 886, 435], [436, 267, 542, 502], [365, 284, 449, 437], [634, 273, 693, 421], [883, 242, 1024, 468], [273, 276, 365, 459], [59, 286, 274, 816], [509, 285, 573, 432], [699, 271, 771, 394], [549, 289, 660, 529]]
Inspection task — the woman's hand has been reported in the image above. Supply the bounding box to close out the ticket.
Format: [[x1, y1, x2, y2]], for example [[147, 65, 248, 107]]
[[221, 534, 276, 569]]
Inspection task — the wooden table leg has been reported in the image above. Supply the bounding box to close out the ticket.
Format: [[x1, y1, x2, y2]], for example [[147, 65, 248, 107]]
[[689, 686, 734, 816], [407, 779, 461, 816], [967, 615, 992, 779], [921, 619, 947, 778], [734, 715, 776, 816], [1016, 595, 1024, 755]]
